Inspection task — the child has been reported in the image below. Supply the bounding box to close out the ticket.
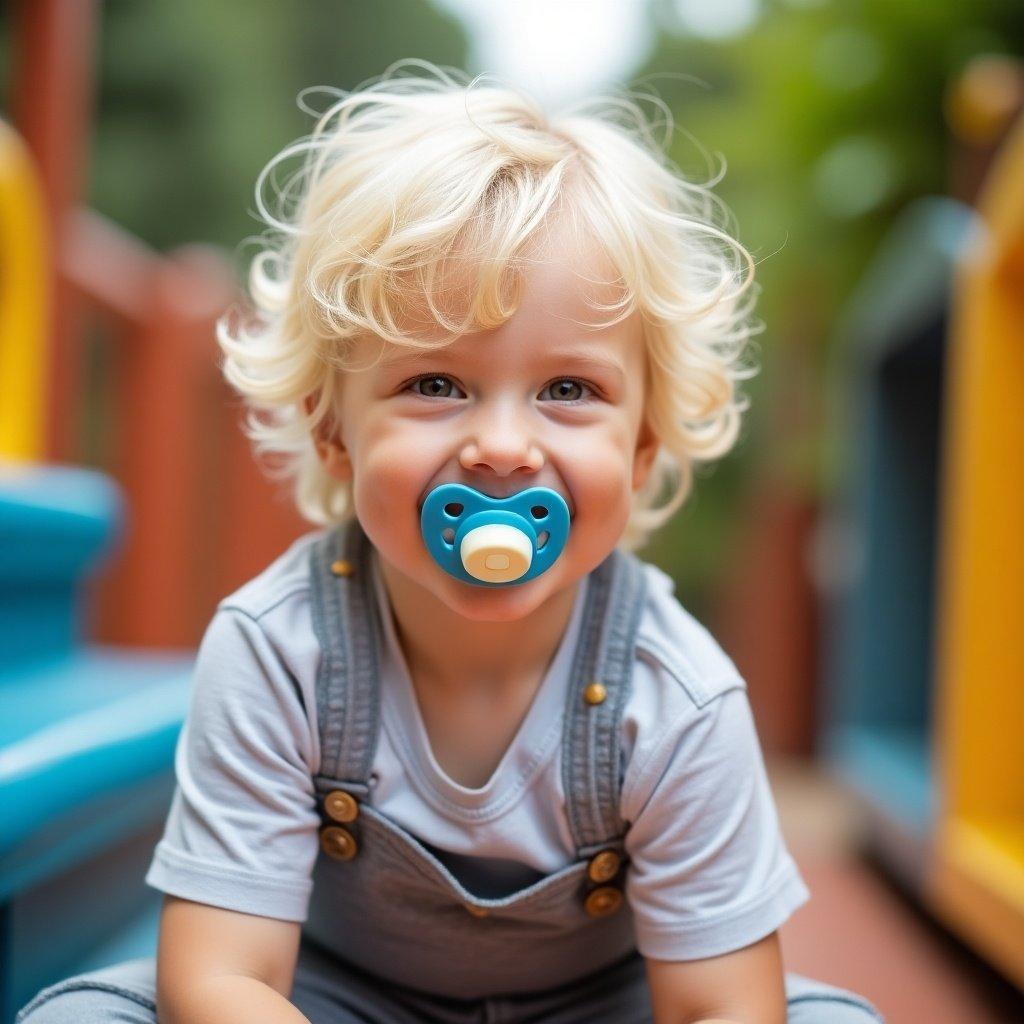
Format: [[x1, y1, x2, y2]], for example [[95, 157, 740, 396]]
[[17, 62, 884, 1024]]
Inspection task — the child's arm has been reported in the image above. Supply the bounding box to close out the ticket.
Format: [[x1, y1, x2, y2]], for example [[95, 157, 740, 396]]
[[143, 604, 323, 1021], [155, 895, 311, 1024], [620, 665, 809, 1024], [644, 931, 786, 1024]]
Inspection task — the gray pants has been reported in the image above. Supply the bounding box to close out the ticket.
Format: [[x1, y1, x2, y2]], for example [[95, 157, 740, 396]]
[[17, 941, 883, 1023]]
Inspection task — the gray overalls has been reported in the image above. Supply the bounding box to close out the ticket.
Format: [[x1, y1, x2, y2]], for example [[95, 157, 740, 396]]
[[16, 519, 885, 1023]]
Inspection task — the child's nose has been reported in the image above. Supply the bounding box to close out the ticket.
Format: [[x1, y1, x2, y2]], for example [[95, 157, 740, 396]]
[[459, 401, 544, 478]]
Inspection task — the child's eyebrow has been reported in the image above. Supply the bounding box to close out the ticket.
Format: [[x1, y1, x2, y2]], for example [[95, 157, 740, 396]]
[[542, 349, 627, 384], [380, 346, 626, 383]]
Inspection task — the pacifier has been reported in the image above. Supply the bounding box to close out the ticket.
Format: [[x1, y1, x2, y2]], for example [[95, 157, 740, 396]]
[[420, 483, 571, 587]]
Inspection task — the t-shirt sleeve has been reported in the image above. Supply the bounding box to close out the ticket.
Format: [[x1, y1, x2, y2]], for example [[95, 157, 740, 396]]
[[621, 684, 810, 961], [145, 606, 321, 922]]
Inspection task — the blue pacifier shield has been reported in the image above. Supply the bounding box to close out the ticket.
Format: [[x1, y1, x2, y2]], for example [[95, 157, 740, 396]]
[[420, 483, 570, 587]]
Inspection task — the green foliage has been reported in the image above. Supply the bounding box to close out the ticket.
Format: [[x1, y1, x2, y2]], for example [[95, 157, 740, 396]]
[[631, 0, 1024, 596], [88, 0, 469, 254]]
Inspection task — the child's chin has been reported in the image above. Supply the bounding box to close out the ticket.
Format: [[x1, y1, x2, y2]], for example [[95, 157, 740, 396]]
[[441, 573, 554, 621]]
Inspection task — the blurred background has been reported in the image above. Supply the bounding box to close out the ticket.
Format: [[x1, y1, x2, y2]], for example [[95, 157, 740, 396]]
[[2, 1, 1023, 1021]]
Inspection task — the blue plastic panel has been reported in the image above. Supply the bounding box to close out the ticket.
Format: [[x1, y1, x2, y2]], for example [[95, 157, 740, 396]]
[[821, 198, 977, 849], [0, 465, 123, 667], [0, 646, 191, 891]]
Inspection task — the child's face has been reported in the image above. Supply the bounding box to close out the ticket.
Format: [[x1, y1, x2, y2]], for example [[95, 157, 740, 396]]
[[316, 217, 659, 621]]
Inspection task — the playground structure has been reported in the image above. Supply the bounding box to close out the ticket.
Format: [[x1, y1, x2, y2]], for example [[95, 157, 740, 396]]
[[0, 4, 307, 1018], [0, 97, 191, 1024], [5, 2, 308, 649], [931, 104, 1024, 987], [2, 4, 1023, 1017], [822, 64, 1024, 990]]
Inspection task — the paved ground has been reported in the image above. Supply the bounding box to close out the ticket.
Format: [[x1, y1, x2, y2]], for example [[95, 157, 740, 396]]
[[769, 759, 1024, 1024]]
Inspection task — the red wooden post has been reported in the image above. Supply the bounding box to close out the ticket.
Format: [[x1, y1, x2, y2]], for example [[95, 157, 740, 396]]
[[711, 482, 820, 757], [11, 0, 98, 463], [93, 248, 236, 648], [214, 378, 310, 612]]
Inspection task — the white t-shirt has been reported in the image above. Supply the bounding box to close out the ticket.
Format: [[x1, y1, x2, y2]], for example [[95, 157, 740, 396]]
[[146, 529, 810, 960]]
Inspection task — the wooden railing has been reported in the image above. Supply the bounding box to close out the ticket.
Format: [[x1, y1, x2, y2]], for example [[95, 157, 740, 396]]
[[10, 0, 307, 649], [63, 211, 308, 648]]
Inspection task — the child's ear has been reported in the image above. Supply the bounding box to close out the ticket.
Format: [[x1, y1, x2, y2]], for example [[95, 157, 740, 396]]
[[304, 393, 352, 483], [632, 415, 660, 492]]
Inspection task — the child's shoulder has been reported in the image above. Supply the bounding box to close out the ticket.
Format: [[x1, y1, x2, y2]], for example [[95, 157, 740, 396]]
[[632, 557, 746, 710], [217, 527, 328, 623]]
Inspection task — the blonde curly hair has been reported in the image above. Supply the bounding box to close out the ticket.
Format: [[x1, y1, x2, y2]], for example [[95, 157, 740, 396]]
[[217, 59, 759, 553]]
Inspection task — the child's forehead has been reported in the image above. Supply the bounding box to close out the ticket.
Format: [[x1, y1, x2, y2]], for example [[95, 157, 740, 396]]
[[409, 231, 630, 342], [341, 209, 644, 376]]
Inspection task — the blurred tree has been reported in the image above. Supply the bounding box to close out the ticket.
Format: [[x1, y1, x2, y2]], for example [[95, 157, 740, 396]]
[[634, 0, 1024, 609], [87, 0, 469, 256]]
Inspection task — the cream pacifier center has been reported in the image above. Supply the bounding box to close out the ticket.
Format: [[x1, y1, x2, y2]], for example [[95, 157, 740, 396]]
[[420, 483, 571, 587]]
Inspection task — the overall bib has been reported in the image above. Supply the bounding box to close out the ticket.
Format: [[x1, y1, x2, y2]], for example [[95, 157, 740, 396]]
[[16, 520, 885, 1023]]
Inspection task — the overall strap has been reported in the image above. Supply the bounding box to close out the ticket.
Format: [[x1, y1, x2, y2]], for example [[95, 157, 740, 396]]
[[561, 547, 648, 859], [308, 517, 381, 800]]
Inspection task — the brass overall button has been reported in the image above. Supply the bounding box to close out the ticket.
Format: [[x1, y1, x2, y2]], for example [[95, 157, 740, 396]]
[[584, 886, 622, 918], [324, 790, 359, 823], [464, 903, 490, 918], [587, 849, 622, 884], [320, 826, 358, 861], [330, 559, 355, 577], [583, 682, 607, 706]]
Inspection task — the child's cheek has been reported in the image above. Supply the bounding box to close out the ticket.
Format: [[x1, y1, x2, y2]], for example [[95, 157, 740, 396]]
[[559, 434, 633, 539], [348, 426, 426, 534]]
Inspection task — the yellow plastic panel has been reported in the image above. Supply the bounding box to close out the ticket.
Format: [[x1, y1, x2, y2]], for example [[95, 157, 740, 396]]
[[931, 113, 1024, 979], [932, 819, 1024, 987], [0, 119, 48, 461]]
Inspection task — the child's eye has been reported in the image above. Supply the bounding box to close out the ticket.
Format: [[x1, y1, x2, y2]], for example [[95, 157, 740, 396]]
[[539, 378, 594, 404], [405, 374, 595, 404], [408, 375, 465, 400]]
